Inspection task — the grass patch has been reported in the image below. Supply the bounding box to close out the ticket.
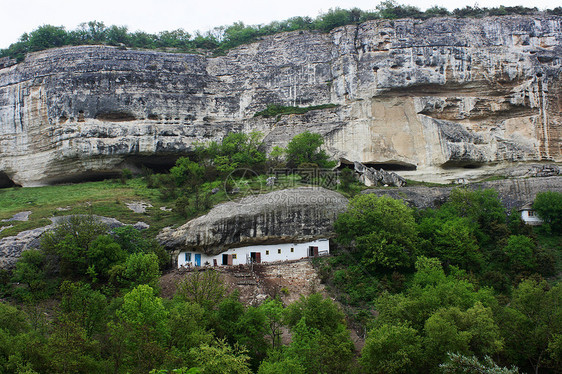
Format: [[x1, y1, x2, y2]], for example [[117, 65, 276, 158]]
[[0, 179, 180, 239], [253, 104, 338, 118], [0, 170, 357, 240], [480, 175, 508, 182]]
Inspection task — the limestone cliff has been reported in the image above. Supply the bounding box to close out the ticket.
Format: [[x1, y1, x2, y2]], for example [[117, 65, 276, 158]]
[[157, 187, 348, 255], [1, 15, 561, 186]]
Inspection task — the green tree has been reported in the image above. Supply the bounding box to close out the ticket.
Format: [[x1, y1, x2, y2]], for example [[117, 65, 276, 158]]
[[285, 131, 333, 168], [27, 25, 68, 52], [500, 279, 562, 374], [111, 285, 170, 373], [258, 356, 305, 374], [360, 323, 423, 374], [11, 250, 47, 297], [41, 215, 108, 278], [176, 270, 227, 310], [235, 306, 268, 370], [170, 157, 206, 190], [423, 303, 503, 368], [190, 339, 252, 374], [110, 252, 161, 289], [112, 225, 170, 269], [59, 281, 107, 338], [168, 301, 214, 360], [503, 235, 536, 272], [282, 294, 354, 374], [442, 188, 507, 245], [285, 293, 346, 334], [282, 317, 354, 374], [419, 216, 482, 270], [86, 234, 126, 282], [106, 25, 129, 45], [207, 131, 266, 175], [533, 191, 562, 233], [42, 319, 104, 374], [259, 298, 284, 349], [335, 194, 419, 270], [375, 257, 497, 331]]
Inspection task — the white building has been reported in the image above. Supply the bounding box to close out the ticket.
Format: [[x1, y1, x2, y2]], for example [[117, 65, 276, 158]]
[[519, 203, 543, 225], [178, 239, 330, 268]]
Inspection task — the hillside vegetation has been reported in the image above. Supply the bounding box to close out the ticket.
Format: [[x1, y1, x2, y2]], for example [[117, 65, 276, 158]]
[[0, 131, 561, 373], [2, 1, 561, 61]]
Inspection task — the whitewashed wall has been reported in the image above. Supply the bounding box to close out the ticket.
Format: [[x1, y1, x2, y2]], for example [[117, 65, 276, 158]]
[[521, 210, 543, 225], [178, 239, 330, 268]]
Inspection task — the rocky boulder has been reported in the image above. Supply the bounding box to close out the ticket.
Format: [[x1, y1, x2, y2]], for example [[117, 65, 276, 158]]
[[353, 161, 406, 187], [157, 187, 348, 254]]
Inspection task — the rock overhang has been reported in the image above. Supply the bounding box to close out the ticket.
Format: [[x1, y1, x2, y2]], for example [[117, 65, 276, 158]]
[[0, 15, 561, 185]]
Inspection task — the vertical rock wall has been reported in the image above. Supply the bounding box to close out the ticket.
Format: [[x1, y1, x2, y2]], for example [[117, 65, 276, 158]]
[[0, 16, 561, 186]]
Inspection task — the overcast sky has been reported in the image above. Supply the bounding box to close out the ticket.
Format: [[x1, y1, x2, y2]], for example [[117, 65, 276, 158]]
[[1, 0, 560, 49]]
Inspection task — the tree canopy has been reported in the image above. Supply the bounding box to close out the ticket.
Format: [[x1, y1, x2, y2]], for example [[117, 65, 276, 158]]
[[335, 194, 419, 270]]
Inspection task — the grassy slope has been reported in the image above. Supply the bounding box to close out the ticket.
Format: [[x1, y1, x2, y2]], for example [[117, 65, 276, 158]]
[[0, 173, 354, 240], [0, 179, 182, 239]]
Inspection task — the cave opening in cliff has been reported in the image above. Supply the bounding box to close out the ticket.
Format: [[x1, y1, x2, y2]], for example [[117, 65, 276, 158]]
[[0, 172, 20, 188], [47, 171, 123, 185], [125, 155, 185, 173], [442, 160, 485, 169]]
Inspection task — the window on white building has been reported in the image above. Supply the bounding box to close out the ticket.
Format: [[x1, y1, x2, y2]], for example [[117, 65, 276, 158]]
[[185, 253, 191, 262], [278, 249, 281, 254], [266, 250, 269, 255]]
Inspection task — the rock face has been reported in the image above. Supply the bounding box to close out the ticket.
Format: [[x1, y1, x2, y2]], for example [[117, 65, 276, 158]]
[[363, 175, 562, 210], [1, 16, 561, 186], [157, 187, 348, 254]]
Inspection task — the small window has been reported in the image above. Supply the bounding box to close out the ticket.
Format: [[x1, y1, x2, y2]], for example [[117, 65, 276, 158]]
[[278, 249, 281, 254], [266, 250, 269, 255], [185, 253, 191, 262], [291, 247, 294, 253], [232, 254, 237, 259], [528, 210, 535, 217]]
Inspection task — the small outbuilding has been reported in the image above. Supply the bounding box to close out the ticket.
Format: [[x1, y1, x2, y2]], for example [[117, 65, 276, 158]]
[[519, 203, 543, 226]]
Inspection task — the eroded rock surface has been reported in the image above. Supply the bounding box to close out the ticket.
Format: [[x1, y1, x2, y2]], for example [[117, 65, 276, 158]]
[[157, 187, 348, 254], [1, 16, 561, 185], [353, 161, 406, 187], [363, 175, 562, 210]]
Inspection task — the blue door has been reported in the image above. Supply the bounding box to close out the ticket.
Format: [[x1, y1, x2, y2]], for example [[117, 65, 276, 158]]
[[195, 254, 201, 267]]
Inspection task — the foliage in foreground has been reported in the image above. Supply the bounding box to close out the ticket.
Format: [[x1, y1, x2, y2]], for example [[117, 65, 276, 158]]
[[2, 2, 560, 61]]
